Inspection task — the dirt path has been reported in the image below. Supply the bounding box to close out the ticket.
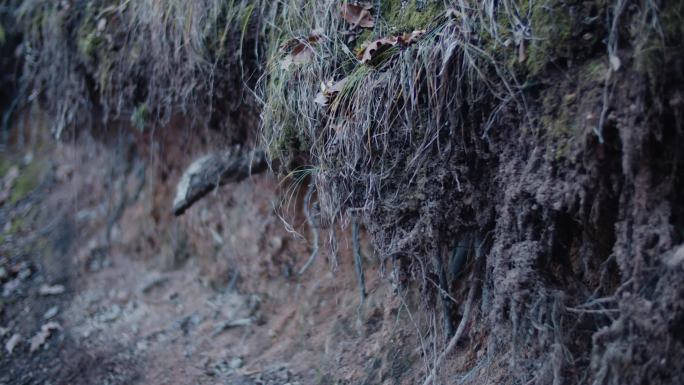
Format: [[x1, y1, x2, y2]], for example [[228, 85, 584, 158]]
[[1, 134, 431, 385]]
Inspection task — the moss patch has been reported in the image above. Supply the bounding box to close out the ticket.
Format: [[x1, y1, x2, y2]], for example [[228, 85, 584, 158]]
[[524, 0, 605, 76], [10, 161, 43, 204], [0, 157, 11, 178], [380, 0, 443, 33]]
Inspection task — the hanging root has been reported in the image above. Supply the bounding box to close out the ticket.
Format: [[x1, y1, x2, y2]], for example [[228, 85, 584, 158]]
[[434, 248, 455, 339], [422, 279, 477, 385], [352, 219, 367, 301], [298, 182, 319, 275]]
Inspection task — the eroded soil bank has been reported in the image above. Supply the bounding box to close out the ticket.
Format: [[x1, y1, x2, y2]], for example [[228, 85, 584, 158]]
[[1, 1, 684, 385]]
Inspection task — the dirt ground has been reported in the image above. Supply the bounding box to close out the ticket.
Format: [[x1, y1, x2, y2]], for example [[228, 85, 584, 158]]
[[0, 127, 452, 385]]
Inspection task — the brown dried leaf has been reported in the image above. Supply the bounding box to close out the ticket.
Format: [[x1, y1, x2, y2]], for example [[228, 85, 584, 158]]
[[357, 37, 398, 64], [397, 30, 426, 45], [356, 29, 425, 65], [279, 30, 324, 70], [340, 3, 374, 29]]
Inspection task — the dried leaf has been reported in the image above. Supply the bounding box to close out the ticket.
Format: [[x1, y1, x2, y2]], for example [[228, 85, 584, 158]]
[[397, 30, 426, 45], [39, 284, 66, 296], [314, 93, 329, 106], [609, 54, 621, 71], [356, 30, 425, 65], [517, 40, 527, 63], [279, 30, 324, 70], [314, 77, 349, 106], [445, 8, 464, 20], [340, 2, 374, 29], [357, 37, 398, 64], [29, 322, 61, 353]]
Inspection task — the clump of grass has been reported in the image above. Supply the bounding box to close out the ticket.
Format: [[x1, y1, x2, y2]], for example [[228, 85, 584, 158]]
[[15, 0, 269, 138]]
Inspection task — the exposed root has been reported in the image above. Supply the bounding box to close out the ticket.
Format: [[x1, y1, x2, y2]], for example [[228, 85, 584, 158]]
[[352, 219, 367, 301], [172, 147, 267, 216], [298, 181, 319, 275], [422, 278, 477, 385]]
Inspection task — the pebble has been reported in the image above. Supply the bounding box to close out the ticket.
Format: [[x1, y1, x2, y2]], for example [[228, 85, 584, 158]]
[[44, 306, 59, 320]]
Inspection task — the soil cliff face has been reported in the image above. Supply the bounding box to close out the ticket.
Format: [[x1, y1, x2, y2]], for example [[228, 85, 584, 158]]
[[1, 1, 684, 384]]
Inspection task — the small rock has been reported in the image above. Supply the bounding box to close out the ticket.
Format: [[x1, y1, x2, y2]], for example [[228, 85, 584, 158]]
[[139, 274, 169, 294], [0, 266, 7, 280], [17, 267, 31, 281], [0, 326, 8, 337], [136, 340, 148, 352], [212, 317, 254, 336], [269, 236, 283, 251], [39, 284, 66, 296], [98, 304, 122, 323], [3, 278, 22, 297], [5, 333, 21, 354], [44, 306, 59, 320], [29, 322, 61, 353], [229, 357, 244, 370], [23, 152, 34, 165]]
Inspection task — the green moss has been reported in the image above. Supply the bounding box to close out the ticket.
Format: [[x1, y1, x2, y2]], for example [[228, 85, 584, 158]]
[[380, 0, 443, 32], [521, 0, 605, 76], [7, 217, 24, 235], [78, 31, 103, 58], [0, 158, 11, 178], [76, 3, 101, 59], [525, 1, 575, 75], [633, 1, 684, 93], [131, 103, 150, 131], [580, 58, 608, 83], [10, 161, 42, 204], [539, 57, 609, 161]]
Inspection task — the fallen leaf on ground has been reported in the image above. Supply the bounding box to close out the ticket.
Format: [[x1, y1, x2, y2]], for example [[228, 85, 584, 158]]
[[5, 333, 21, 354], [39, 284, 65, 295], [340, 2, 374, 29], [29, 322, 61, 353]]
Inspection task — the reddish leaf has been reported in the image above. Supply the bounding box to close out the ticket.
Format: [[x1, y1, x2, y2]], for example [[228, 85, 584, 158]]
[[279, 30, 324, 70], [356, 30, 425, 65], [340, 2, 374, 29]]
